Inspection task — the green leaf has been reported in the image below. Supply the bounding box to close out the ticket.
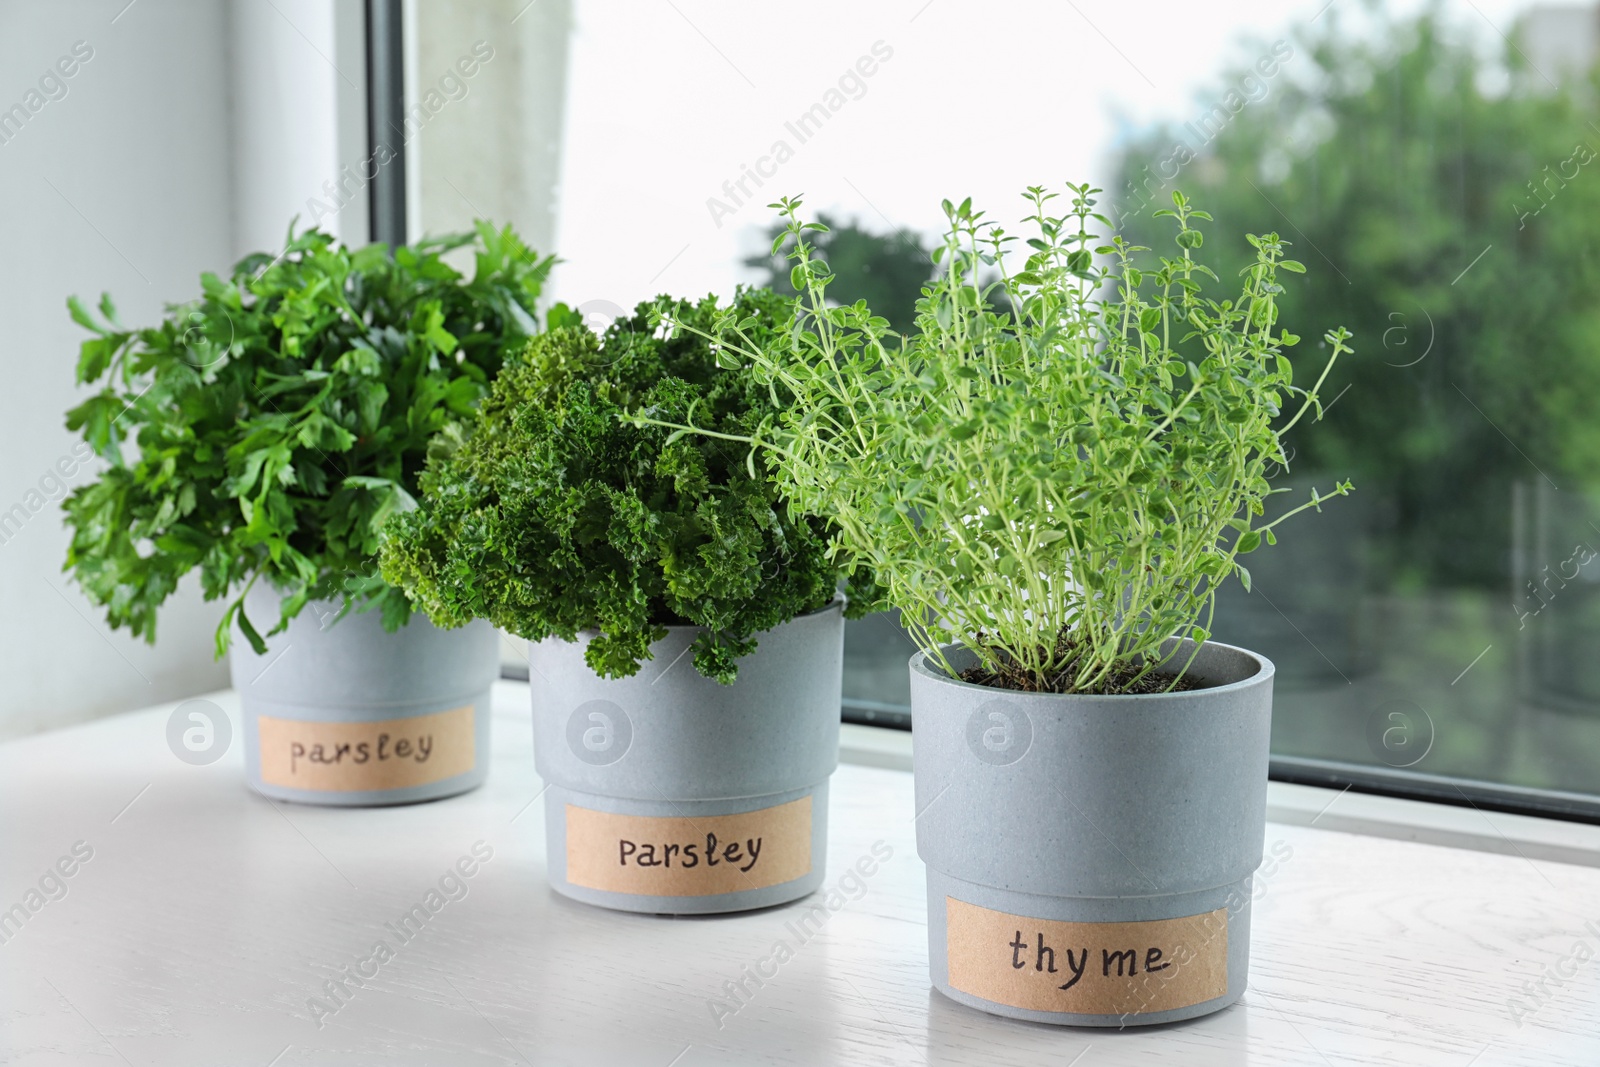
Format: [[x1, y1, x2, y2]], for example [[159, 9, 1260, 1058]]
[[67, 295, 104, 335], [236, 599, 268, 655], [75, 336, 121, 384]]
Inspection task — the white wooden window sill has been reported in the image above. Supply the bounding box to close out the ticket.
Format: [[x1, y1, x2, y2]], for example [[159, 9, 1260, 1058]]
[[2, 680, 1597, 1065]]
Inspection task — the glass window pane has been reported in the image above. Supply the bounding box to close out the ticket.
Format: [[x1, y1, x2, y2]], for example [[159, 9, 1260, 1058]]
[[411, 0, 1600, 798]]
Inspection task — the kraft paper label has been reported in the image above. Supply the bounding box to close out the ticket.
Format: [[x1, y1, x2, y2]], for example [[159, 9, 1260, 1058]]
[[565, 796, 812, 897], [946, 898, 1228, 1016], [257, 705, 475, 792]]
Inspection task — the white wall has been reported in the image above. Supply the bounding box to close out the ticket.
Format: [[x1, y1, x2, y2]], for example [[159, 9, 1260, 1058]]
[[229, 0, 369, 252], [0, 0, 364, 738]]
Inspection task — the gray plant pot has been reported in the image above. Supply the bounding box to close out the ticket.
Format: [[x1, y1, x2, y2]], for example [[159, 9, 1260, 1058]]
[[530, 601, 844, 914], [911, 639, 1274, 1027], [230, 584, 499, 806]]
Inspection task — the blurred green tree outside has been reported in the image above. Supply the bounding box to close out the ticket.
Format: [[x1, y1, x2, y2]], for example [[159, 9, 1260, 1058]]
[[1105, 0, 1600, 787], [744, 212, 933, 335], [1110, 1, 1600, 591]]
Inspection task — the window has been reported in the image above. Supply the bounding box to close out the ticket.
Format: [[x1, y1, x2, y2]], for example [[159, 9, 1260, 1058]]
[[403, 0, 1600, 809]]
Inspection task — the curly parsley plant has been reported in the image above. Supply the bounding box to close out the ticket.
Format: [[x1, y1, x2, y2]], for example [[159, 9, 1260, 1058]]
[[637, 186, 1353, 694], [63, 223, 554, 656], [378, 290, 847, 685]]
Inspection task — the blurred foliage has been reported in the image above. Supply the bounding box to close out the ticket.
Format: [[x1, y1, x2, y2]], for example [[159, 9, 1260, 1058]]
[[1109, 1, 1600, 589], [744, 212, 933, 335]]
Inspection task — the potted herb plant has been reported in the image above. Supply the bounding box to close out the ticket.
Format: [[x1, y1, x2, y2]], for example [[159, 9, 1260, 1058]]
[[379, 291, 856, 914], [63, 223, 553, 806], [638, 187, 1351, 1024]]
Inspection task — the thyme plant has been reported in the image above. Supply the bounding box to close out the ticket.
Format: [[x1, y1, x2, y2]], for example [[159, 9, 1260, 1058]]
[[638, 185, 1352, 694]]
